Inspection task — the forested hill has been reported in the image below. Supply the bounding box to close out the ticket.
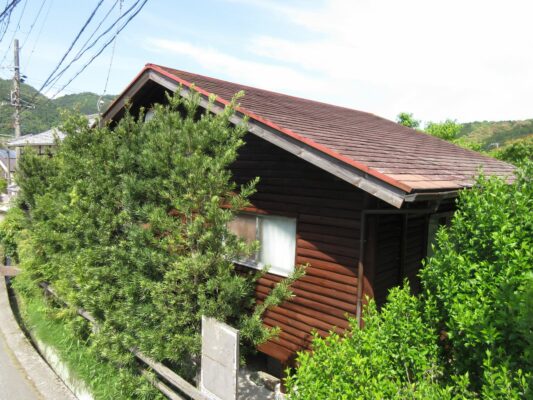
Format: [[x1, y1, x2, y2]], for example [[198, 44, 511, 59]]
[[459, 119, 533, 150], [0, 78, 114, 138]]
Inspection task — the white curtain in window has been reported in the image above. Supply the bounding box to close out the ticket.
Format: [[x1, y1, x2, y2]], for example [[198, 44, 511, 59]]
[[259, 216, 296, 276]]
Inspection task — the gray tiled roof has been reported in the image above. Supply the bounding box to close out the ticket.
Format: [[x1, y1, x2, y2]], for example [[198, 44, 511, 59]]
[[7, 128, 66, 147]]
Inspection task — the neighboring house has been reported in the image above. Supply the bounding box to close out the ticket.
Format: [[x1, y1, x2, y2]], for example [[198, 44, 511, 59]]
[[103, 64, 515, 375], [7, 128, 66, 155], [0, 149, 16, 181]]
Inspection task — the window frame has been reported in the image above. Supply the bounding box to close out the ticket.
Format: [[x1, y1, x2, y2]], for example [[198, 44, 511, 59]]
[[229, 212, 297, 277]]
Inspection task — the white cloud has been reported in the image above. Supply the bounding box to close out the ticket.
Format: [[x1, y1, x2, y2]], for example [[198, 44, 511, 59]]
[[145, 38, 330, 97], [147, 0, 533, 122], [243, 0, 533, 121]]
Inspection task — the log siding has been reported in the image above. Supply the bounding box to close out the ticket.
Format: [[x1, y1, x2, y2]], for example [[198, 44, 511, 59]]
[[233, 134, 364, 363]]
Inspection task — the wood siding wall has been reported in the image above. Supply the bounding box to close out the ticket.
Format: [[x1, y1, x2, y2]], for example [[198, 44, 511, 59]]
[[232, 134, 365, 364], [370, 215, 428, 307]]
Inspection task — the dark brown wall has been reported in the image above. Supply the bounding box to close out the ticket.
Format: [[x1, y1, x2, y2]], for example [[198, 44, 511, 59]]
[[232, 133, 365, 363], [366, 214, 430, 308]]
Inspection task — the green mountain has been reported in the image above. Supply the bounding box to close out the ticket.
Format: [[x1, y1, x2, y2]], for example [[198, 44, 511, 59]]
[[458, 119, 533, 151], [0, 78, 114, 139]]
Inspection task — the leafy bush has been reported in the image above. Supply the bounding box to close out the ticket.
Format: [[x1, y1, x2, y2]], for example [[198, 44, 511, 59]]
[[425, 119, 462, 141], [0, 206, 26, 262], [287, 162, 532, 398], [15, 281, 163, 399], [8, 91, 302, 393], [421, 162, 533, 396], [492, 137, 533, 165], [285, 286, 471, 399], [396, 112, 421, 129]]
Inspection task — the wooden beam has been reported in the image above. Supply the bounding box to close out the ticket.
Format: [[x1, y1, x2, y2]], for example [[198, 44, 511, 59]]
[[0, 266, 20, 276], [101, 71, 151, 125], [133, 349, 211, 400], [141, 370, 186, 400]]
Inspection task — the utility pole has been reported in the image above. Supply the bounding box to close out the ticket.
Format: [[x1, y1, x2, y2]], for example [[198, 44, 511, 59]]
[[12, 38, 21, 140], [7, 38, 21, 186]]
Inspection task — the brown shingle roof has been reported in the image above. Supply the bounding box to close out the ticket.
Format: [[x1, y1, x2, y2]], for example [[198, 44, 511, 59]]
[[132, 64, 517, 193]]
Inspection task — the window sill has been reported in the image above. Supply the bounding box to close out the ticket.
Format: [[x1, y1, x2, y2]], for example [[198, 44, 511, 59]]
[[233, 260, 291, 278]]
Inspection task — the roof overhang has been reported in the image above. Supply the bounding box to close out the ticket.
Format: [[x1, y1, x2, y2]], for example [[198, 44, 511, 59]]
[[103, 66, 458, 209]]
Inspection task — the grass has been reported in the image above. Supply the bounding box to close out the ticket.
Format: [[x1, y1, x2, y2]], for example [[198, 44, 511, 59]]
[[13, 284, 163, 400]]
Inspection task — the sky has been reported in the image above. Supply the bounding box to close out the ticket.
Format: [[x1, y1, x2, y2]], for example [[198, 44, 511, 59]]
[[0, 0, 532, 123]]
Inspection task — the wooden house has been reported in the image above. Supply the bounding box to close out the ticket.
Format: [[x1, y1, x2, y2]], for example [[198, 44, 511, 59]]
[[103, 64, 515, 374]]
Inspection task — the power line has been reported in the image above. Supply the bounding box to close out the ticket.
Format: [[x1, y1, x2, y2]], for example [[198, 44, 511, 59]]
[[0, 0, 27, 66], [45, 0, 143, 93], [98, 0, 122, 114], [0, 0, 21, 44], [20, 0, 47, 48], [37, 0, 105, 94], [48, 0, 148, 99], [0, 0, 20, 22], [45, 0, 120, 91]]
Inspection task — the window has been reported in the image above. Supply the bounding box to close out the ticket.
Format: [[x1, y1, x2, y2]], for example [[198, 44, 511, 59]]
[[228, 213, 296, 277]]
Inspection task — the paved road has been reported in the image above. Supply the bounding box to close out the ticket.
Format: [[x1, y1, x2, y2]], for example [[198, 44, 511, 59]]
[[0, 326, 42, 400]]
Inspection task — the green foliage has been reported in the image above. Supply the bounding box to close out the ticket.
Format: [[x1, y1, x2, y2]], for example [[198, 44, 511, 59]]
[[53, 92, 114, 115], [14, 148, 59, 209], [0, 206, 26, 261], [421, 162, 533, 396], [8, 90, 300, 394], [425, 119, 462, 141], [0, 78, 114, 140], [0, 177, 6, 193], [492, 137, 533, 165], [287, 163, 532, 398], [459, 119, 533, 150], [15, 279, 163, 399], [396, 112, 420, 129], [286, 285, 471, 399]]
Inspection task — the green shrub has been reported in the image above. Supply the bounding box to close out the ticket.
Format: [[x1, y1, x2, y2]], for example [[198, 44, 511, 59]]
[[285, 286, 471, 399], [425, 119, 462, 141], [0, 206, 26, 262], [287, 162, 532, 398], [15, 278, 163, 400], [9, 90, 302, 395], [492, 137, 533, 165], [421, 162, 532, 396]]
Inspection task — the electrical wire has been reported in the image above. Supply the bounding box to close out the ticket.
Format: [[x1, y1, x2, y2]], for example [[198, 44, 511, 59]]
[[45, 0, 120, 91], [50, 0, 148, 98], [20, 0, 47, 48], [0, 0, 27, 66], [0, 0, 19, 22], [0, 0, 21, 45], [37, 0, 105, 94], [45, 0, 141, 92], [97, 0, 122, 114]]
